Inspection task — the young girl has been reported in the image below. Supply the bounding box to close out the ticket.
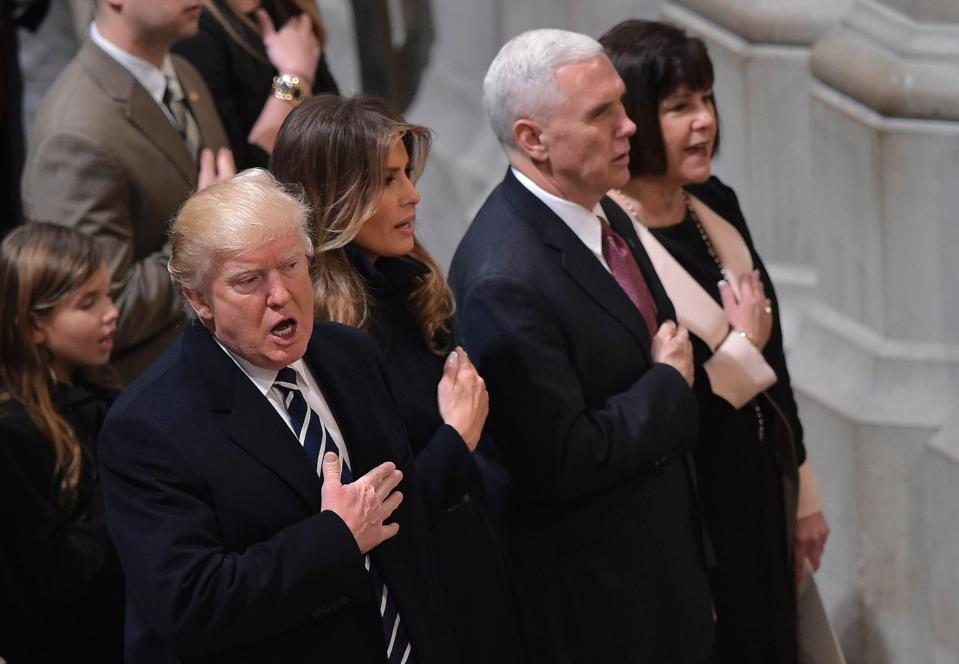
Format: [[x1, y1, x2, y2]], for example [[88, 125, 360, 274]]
[[0, 223, 124, 662]]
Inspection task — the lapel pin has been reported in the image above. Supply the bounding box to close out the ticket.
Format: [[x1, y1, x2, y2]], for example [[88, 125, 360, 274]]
[[189, 92, 200, 103]]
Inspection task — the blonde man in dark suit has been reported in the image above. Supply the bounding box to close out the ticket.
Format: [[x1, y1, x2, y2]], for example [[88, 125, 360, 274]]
[[22, 0, 234, 382]]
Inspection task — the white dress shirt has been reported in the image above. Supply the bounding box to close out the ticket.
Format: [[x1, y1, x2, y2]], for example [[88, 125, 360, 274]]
[[214, 338, 352, 472], [511, 166, 611, 273]]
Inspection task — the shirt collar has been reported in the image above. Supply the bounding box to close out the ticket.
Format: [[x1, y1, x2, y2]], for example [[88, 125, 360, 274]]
[[90, 22, 175, 105], [212, 335, 308, 396], [511, 166, 607, 263]]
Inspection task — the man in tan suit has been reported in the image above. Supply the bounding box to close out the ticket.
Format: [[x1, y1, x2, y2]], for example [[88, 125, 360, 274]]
[[22, 0, 233, 382]]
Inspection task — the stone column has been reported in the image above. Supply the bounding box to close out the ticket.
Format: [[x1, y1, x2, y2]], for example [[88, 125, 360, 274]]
[[660, 0, 853, 336], [790, 2, 959, 662]]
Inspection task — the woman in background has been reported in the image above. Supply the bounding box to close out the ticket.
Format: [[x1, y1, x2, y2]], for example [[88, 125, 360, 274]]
[[271, 94, 528, 664], [174, 0, 339, 169], [600, 20, 829, 664], [0, 222, 123, 662]]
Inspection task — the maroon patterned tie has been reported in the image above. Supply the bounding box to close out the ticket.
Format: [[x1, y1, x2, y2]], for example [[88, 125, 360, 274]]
[[600, 219, 659, 339]]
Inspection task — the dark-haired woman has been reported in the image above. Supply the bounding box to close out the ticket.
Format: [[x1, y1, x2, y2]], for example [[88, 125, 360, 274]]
[[600, 20, 829, 664], [0, 223, 123, 662], [271, 94, 528, 663], [174, 0, 339, 169]]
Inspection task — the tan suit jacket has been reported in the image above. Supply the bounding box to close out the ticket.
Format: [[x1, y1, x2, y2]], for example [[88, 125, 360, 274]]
[[22, 39, 228, 382]]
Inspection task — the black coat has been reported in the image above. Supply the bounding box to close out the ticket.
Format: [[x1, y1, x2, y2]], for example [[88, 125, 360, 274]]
[[652, 176, 804, 664], [173, 0, 339, 170], [0, 381, 123, 663], [353, 251, 530, 663], [97, 321, 452, 663], [449, 169, 715, 664]]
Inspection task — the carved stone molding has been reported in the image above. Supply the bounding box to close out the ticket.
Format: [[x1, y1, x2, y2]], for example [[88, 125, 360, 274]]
[[811, 0, 959, 120], [672, 0, 854, 45]]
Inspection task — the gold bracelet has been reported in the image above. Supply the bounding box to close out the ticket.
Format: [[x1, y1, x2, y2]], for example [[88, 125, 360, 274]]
[[735, 330, 759, 348]]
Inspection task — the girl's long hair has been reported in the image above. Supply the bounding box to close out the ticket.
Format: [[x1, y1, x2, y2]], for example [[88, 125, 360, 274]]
[[0, 223, 105, 510], [202, 0, 327, 66], [272, 95, 454, 354]]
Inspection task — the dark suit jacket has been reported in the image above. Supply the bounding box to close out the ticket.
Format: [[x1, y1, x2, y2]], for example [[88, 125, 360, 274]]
[[22, 40, 229, 382], [448, 168, 715, 664], [98, 321, 451, 663]]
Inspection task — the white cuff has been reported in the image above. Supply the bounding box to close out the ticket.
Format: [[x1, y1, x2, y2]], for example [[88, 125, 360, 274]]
[[703, 331, 777, 408]]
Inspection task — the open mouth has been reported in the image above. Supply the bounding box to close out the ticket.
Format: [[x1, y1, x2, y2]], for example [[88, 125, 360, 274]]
[[99, 329, 116, 350], [271, 318, 297, 339], [394, 217, 416, 234], [685, 142, 710, 157]]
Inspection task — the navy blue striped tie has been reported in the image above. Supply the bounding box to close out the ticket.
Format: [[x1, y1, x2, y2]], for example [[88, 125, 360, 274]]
[[274, 367, 414, 663]]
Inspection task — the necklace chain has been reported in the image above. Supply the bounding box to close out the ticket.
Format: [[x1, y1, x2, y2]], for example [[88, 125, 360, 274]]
[[683, 190, 731, 283], [680, 191, 766, 440]]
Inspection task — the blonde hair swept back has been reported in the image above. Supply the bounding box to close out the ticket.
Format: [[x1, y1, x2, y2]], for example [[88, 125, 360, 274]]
[[168, 168, 314, 306]]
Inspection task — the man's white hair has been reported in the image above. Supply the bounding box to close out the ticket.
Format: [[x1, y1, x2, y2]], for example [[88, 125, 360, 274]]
[[483, 29, 603, 150]]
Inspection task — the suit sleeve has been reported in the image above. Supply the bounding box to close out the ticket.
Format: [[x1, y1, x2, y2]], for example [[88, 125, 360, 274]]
[[97, 409, 372, 657], [457, 273, 698, 505], [22, 131, 182, 353], [412, 424, 476, 523], [370, 338, 475, 524]]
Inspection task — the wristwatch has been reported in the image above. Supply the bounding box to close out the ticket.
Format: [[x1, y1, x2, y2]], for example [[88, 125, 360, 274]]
[[272, 73, 311, 107]]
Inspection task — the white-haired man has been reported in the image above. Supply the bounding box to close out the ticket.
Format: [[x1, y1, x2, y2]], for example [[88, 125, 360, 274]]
[[98, 169, 453, 663], [449, 29, 715, 663]]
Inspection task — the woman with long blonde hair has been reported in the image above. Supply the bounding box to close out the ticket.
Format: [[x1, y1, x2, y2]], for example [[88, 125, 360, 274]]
[[272, 94, 529, 664], [0, 222, 124, 662], [174, 0, 339, 169]]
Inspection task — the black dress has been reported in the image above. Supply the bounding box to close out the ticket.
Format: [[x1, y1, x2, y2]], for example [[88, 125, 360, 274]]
[[173, 0, 339, 170], [649, 176, 805, 664], [351, 250, 529, 664], [0, 381, 123, 663]]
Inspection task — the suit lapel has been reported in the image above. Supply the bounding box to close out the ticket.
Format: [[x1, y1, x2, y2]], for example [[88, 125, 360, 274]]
[[300, 325, 429, 637], [79, 40, 196, 186], [186, 324, 322, 512], [301, 327, 396, 478], [502, 171, 654, 356]]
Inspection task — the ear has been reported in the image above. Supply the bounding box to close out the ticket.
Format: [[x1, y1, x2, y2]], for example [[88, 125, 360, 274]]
[[31, 314, 48, 345], [513, 118, 549, 163], [182, 288, 214, 325]]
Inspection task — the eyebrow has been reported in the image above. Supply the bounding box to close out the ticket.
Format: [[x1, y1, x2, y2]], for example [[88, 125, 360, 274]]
[[585, 101, 612, 120]]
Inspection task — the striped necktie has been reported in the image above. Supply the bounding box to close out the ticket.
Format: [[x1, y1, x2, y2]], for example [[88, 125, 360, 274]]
[[162, 75, 200, 159], [273, 368, 415, 664]]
